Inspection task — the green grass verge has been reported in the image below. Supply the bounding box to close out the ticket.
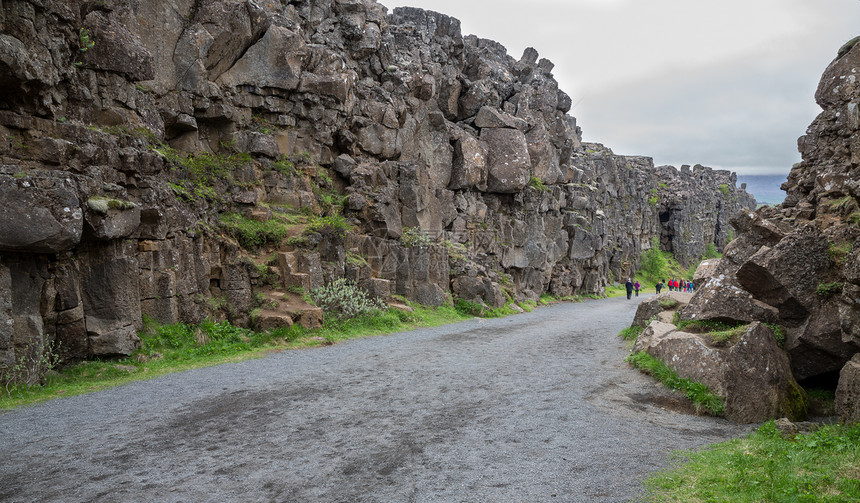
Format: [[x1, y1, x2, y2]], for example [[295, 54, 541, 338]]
[[626, 351, 724, 416], [0, 304, 473, 411], [619, 325, 645, 342], [645, 421, 860, 502]]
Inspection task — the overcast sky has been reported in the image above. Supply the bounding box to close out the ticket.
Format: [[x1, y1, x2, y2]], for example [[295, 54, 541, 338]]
[[379, 0, 860, 177]]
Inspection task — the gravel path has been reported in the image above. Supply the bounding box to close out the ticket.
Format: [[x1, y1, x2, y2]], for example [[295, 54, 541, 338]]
[[0, 295, 752, 502]]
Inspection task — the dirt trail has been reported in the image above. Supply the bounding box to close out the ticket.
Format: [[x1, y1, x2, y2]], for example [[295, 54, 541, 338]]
[[0, 296, 751, 502]]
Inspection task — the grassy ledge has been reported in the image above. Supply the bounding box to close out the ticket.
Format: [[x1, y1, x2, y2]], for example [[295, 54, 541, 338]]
[[645, 421, 860, 502], [626, 351, 724, 416]]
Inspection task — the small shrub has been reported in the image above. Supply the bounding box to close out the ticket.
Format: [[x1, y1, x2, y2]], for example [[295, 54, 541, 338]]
[[273, 158, 295, 176], [1, 338, 61, 396], [310, 279, 387, 320], [829, 242, 852, 266], [528, 176, 549, 192], [78, 27, 95, 52], [345, 250, 368, 268], [718, 183, 730, 196], [765, 323, 787, 345], [304, 214, 352, 241], [400, 226, 433, 248], [219, 213, 288, 250], [454, 298, 485, 317], [640, 236, 667, 281], [816, 282, 844, 298], [702, 242, 720, 260], [443, 240, 469, 262]]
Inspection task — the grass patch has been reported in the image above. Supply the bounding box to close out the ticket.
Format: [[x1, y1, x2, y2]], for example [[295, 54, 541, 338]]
[[659, 298, 679, 309], [644, 421, 860, 502], [626, 351, 724, 416], [400, 226, 433, 248], [0, 303, 474, 411], [619, 325, 645, 342], [816, 282, 844, 299], [155, 144, 254, 202], [528, 176, 550, 192], [218, 213, 289, 250]]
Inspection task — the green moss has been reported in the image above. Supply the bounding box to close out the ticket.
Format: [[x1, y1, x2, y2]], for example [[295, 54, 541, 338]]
[[86, 196, 136, 215], [528, 176, 549, 192], [838, 35, 860, 58], [718, 183, 730, 196], [780, 379, 809, 422]]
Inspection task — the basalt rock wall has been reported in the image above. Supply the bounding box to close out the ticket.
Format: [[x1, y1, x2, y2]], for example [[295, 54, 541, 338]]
[[681, 38, 860, 414], [0, 0, 753, 363]]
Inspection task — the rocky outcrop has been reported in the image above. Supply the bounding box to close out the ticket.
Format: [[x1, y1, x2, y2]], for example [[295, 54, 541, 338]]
[[677, 37, 860, 422], [836, 354, 860, 424], [634, 320, 806, 423], [0, 0, 753, 366]]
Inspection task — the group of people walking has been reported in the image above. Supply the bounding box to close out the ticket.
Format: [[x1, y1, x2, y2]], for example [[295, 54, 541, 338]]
[[664, 278, 694, 293], [625, 277, 695, 299]]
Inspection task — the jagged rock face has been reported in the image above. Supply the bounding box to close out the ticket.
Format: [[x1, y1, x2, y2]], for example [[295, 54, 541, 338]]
[[682, 40, 860, 395], [0, 0, 752, 362], [655, 164, 755, 267]]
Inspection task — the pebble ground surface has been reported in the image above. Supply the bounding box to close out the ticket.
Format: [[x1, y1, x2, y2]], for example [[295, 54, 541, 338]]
[[0, 294, 752, 502]]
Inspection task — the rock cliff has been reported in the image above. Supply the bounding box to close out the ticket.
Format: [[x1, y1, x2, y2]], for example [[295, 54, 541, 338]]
[[0, 0, 753, 364], [678, 37, 860, 421]]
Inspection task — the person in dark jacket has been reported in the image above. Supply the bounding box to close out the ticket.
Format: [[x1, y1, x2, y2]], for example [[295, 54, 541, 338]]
[[625, 279, 634, 300], [656, 279, 664, 294]]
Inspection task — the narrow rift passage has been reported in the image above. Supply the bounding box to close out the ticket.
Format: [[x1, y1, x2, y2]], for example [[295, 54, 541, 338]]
[[0, 296, 750, 502]]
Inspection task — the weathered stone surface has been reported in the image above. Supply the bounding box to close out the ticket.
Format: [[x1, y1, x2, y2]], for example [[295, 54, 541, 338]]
[[480, 128, 530, 193], [257, 312, 294, 331], [84, 199, 141, 241], [836, 354, 860, 424], [79, 243, 142, 356], [681, 273, 779, 325], [449, 136, 488, 191], [216, 25, 304, 90], [637, 322, 807, 423], [82, 10, 154, 81], [0, 174, 82, 253], [474, 106, 524, 130]]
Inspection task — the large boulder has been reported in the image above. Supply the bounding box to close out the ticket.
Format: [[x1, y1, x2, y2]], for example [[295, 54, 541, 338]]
[[480, 128, 530, 193], [636, 321, 807, 423], [836, 354, 860, 424], [680, 273, 780, 325], [0, 174, 83, 253], [82, 10, 155, 81]]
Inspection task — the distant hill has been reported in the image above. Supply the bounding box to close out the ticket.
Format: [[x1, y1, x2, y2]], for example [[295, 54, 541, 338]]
[[736, 174, 788, 205]]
